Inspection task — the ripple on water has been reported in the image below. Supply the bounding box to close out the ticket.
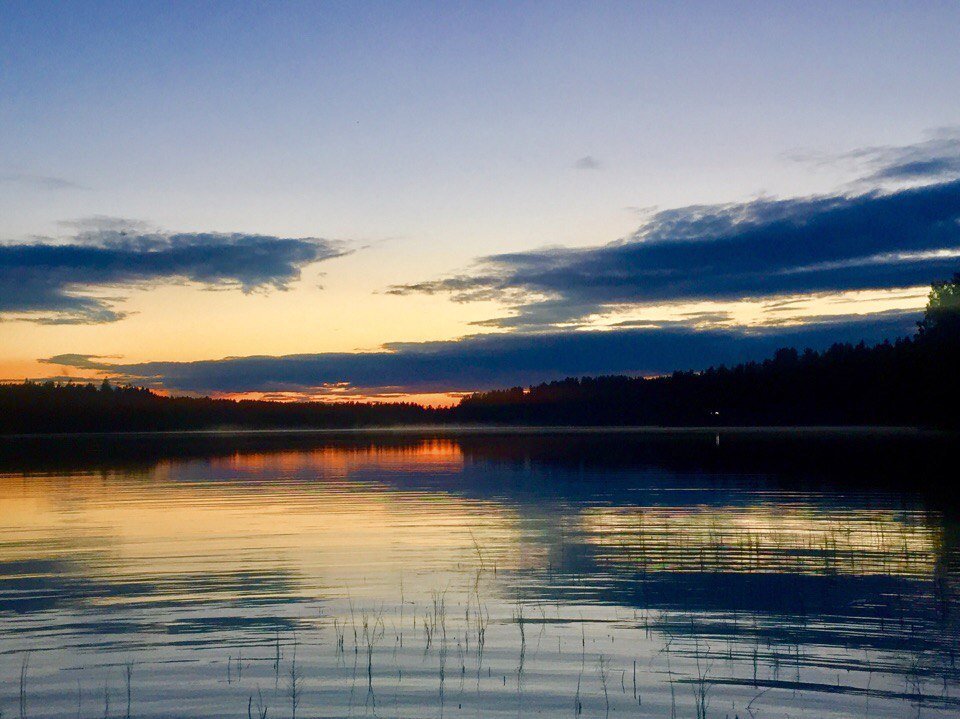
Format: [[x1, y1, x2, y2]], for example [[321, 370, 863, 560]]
[[0, 430, 957, 718]]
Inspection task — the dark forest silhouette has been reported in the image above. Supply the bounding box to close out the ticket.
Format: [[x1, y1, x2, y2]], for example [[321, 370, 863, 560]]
[[2, 273, 959, 433]]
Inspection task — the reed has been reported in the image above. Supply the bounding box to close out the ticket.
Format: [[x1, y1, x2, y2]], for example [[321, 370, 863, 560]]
[[18, 654, 28, 719], [125, 663, 132, 719], [597, 654, 610, 718], [288, 637, 301, 719]]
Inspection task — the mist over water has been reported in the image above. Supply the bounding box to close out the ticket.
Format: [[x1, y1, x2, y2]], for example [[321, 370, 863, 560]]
[[0, 430, 957, 718]]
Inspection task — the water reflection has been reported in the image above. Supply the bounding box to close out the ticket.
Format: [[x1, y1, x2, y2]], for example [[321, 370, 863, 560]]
[[0, 430, 957, 717]]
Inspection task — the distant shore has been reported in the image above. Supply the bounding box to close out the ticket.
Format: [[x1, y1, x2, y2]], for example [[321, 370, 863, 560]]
[[3, 277, 959, 433], [1, 423, 951, 440]]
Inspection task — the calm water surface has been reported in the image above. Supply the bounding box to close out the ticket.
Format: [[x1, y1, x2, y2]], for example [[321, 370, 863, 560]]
[[0, 429, 957, 718]]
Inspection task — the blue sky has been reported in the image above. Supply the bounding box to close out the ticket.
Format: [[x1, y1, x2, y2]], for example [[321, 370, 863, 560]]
[[2, 2, 959, 401]]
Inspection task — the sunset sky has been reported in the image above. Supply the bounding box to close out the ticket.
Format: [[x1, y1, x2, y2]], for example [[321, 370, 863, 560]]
[[3, 1, 960, 404]]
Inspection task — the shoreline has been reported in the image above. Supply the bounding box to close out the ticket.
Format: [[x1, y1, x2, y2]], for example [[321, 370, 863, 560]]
[[0, 424, 952, 440]]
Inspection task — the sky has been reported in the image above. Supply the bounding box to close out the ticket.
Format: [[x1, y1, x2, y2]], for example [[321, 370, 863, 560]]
[[2, 1, 960, 404]]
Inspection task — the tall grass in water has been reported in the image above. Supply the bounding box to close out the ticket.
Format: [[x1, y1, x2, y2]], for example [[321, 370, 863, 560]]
[[574, 618, 585, 716], [246, 687, 267, 719], [287, 637, 301, 719], [8, 518, 958, 719], [361, 607, 385, 710], [597, 654, 610, 718], [690, 639, 712, 719], [19, 653, 29, 719], [124, 664, 132, 719]]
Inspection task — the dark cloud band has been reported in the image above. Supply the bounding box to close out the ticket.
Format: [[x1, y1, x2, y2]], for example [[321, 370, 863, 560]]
[[41, 312, 917, 396], [0, 225, 347, 324], [389, 179, 960, 328]]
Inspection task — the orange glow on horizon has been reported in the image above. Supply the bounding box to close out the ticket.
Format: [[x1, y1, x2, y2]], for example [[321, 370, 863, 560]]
[[212, 389, 466, 407]]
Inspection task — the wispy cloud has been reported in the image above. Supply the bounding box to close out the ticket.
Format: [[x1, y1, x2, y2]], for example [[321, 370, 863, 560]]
[[0, 172, 83, 190], [845, 127, 960, 183], [789, 127, 960, 185], [0, 218, 348, 324]]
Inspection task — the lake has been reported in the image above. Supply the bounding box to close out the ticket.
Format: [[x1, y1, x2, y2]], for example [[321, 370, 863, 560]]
[[0, 429, 957, 718]]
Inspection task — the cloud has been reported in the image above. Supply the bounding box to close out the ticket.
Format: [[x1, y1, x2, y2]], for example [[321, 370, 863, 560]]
[[57, 216, 150, 232], [573, 155, 602, 170], [847, 127, 960, 183], [0, 220, 348, 323], [42, 353, 118, 370], [788, 127, 960, 185], [41, 312, 916, 396], [0, 173, 83, 190], [389, 179, 960, 328]]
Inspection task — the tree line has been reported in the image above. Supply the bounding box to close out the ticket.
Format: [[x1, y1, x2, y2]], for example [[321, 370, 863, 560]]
[[2, 273, 958, 433], [453, 272, 960, 427]]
